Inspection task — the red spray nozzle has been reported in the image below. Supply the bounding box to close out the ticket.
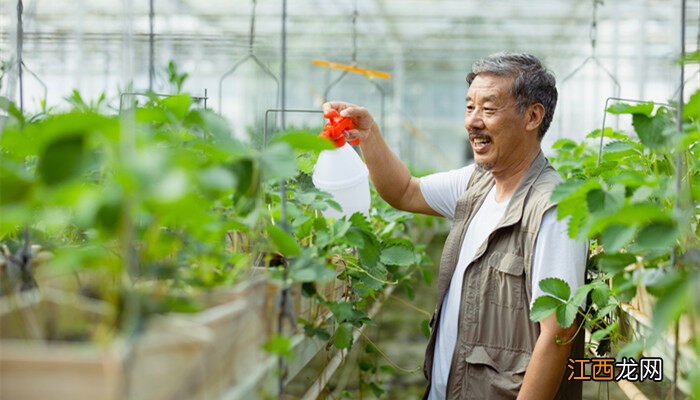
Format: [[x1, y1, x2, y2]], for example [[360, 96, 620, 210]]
[[319, 109, 359, 148]]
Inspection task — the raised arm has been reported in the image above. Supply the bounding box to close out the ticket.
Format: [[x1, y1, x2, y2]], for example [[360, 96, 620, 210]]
[[323, 101, 439, 216]]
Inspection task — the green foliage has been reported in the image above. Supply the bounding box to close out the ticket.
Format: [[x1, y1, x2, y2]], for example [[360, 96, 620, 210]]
[[165, 61, 189, 93], [332, 322, 354, 349], [266, 225, 301, 257], [539, 277, 571, 300], [263, 334, 293, 359], [1, 82, 437, 398], [536, 89, 700, 386]]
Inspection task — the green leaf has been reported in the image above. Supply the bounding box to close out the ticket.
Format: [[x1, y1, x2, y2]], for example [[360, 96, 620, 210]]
[[555, 302, 578, 329], [421, 319, 431, 338], [551, 179, 586, 203], [301, 282, 317, 297], [591, 284, 610, 308], [357, 231, 380, 268], [635, 221, 679, 250], [379, 245, 415, 266], [38, 134, 86, 185], [272, 131, 335, 152], [597, 252, 637, 274], [678, 49, 700, 64], [539, 277, 571, 300], [530, 295, 563, 322], [160, 94, 192, 120], [587, 127, 629, 140], [590, 322, 616, 342], [329, 302, 355, 323], [266, 225, 301, 256], [612, 272, 638, 303], [551, 138, 578, 150], [135, 106, 168, 124], [630, 185, 654, 203], [0, 160, 33, 205], [0, 96, 25, 124], [643, 269, 685, 298], [632, 108, 673, 149], [603, 141, 635, 154], [200, 110, 234, 143], [333, 322, 354, 349], [606, 102, 654, 117], [600, 224, 637, 252], [289, 254, 335, 282], [365, 343, 379, 354], [683, 89, 700, 120], [368, 382, 385, 397], [571, 283, 594, 308], [586, 189, 606, 213], [358, 358, 375, 372], [588, 204, 670, 236], [198, 166, 235, 193], [263, 334, 293, 358], [259, 142, 298, 181], [303, 325, 331, 340]]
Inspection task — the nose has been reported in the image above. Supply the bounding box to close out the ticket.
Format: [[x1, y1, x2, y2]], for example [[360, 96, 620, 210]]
[[465, 109, 485, 132]]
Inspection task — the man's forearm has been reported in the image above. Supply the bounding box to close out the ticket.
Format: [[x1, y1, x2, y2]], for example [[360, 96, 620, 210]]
[[517, 317, 576, 400], [359, 123, 414, 209]]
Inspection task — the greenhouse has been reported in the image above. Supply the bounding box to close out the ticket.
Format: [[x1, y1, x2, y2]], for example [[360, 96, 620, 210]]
[[0, 0, 699, 399]]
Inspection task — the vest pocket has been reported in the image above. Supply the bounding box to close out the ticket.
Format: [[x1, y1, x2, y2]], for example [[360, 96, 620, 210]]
[[462, 346, 529, 400], [486, 251, 525, 310]]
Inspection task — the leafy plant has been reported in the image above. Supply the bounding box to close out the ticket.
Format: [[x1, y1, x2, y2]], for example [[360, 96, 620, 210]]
[[0, 81, 437, 397], [532, 89, 700, 397]]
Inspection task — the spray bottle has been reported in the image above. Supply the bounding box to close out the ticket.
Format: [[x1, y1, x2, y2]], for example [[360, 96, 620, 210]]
[[312, 109, 371, 219]]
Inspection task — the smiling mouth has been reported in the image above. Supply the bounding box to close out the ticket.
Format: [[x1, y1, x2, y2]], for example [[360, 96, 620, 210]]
[[471, 135, 492, 152]]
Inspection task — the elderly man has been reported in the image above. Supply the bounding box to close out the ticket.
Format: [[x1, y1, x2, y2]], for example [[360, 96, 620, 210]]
[[324, 52, 587, 400]]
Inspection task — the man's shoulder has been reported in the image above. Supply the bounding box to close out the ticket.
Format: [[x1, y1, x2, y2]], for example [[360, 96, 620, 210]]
[[530, 164, 563, 199]]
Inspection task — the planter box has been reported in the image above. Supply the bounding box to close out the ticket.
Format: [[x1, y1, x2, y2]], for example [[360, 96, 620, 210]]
[[174, 277, 279, 400], [0, 290, 211, 400], [1, 262, 349, 399], [0, 279, 282, 400], [621, 285, 698, 395]]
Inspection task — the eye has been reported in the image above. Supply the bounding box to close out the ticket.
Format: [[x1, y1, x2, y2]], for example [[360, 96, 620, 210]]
[[484, 108, 495, 114], [466, 105, 475, 112]]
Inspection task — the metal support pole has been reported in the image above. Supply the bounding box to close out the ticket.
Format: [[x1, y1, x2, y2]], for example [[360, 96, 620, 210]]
[[16, 0, 23, 114], [278, 1, 289, 397], [148, 0, 155, 91], [671, 1, 686, 398]]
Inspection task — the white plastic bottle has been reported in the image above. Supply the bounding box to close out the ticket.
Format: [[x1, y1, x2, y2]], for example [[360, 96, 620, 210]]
[[312, 143, 371, 219]]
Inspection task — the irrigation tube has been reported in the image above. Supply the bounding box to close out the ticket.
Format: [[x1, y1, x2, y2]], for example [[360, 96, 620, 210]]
[[300, 285, 395, 400]]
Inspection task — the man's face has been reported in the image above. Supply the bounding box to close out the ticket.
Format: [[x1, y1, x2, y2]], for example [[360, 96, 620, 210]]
[[464, 73, 534, 172]]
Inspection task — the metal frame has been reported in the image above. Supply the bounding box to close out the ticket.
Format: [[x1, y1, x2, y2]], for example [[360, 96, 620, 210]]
[[217, 0, 280, 115], [321, 1, 387, 133]]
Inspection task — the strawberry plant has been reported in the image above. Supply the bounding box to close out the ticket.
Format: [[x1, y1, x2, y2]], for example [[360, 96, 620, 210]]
[[0, 79, 436, 396], [531, 87, 700, 397]]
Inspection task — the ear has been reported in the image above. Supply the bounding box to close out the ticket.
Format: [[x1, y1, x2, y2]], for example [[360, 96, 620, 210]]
[[525, 103, 545, 132]]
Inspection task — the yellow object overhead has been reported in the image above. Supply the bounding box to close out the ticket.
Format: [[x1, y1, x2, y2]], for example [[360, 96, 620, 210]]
[[311, 59, 391, 80]]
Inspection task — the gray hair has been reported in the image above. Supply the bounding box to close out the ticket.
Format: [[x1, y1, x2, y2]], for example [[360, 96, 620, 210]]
[[466, 52, 557, 139]]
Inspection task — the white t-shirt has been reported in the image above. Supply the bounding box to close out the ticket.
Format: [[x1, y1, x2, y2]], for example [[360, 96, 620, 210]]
[[420, 165, 587, 400]]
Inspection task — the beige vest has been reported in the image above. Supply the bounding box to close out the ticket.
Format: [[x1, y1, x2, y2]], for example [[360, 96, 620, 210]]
[[423, 152, 584, 400]]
